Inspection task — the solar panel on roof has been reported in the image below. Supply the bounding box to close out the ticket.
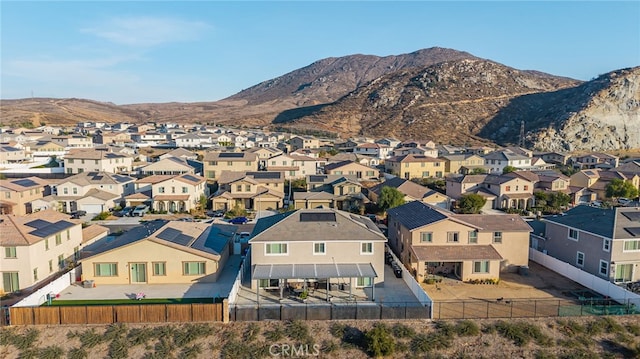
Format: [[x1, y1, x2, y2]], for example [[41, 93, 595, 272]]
[[622, 212, 640, 222], [182, 174, 200, 182], [299, 212, 336, 222], [156, 228, 182, 242], [87, 172, 98, 176], [29, 221, 75, 238], [625, 227, 640, 237], [24, 219, 51, 229], [308, 175, 327, 182], [250, 172, 280, 179], [12, 179, 39, 187], [93, 175, 104, 181], [218, 152, 244, 158]]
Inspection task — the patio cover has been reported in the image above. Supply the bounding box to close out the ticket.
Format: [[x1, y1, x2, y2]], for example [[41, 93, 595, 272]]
[[411, 245, 503, 262], [252, 263, 377, 280]]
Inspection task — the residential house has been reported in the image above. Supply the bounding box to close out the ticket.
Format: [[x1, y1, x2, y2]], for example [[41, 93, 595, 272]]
[[446, 174, 535, 210], [64, 149, 133, 174], [80, 221, 233, 285], [0, 177, 49, 215], [0, 210, 84, 293], [390, 146, 439, 158], [248, 208, 386, 295], [290, 136, 320, 151], [386, 201, 531, 282], [203, 151, 258, 181], [93, 131, 132, 145], [265, 153, 319, 179], [368, 177, 451, 209], [294, 175, 367, 211], [55, 171, 135, 213], [247, 147, 283, 169], [139, 157, 196, 176], [441, 153, 487, 175], [51, 135, 93, 149], [175, 132, 212, 148], [542, 205, 640, 284], [159, 148, 198, 161], [353, 143, 393, 160], [325, 153, 379, 167], [212, 171, 284, 211], [385, 154, 446, 179], [483, 149, 532, 174], [375, 138, 401, 148], [151, 173, 208, 213], [30, 141, 66, 159], [0, 145, 27, 164], [571, 153, 619, 169], [324, 160, 379, 180], [538, 151, 570, 166], [570, 169, 640, 201]]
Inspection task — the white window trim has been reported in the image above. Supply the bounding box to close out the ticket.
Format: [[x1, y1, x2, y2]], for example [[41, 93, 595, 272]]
[[568, 228, 579, 242], [360, 242, 374, 255], [313, 242, 326, 255], [265, 242, 289, 256], [599, 259, 609, 276], [622, 239, 640, 252], [576, 251, 585, 267], [602, 239, 611, 253]]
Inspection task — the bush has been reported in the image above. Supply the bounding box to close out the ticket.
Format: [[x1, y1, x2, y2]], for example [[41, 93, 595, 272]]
[[174, 324, 214, 347], [330, 322, 346, 339], [243, 322, 261, 342], [556, 319, 586, 337], [410, 333, 452, 353], [67, 347, 88, 359], [178, 343, 202, 359], [321, 340, 339, 354], [434, 321, 456, 337], [12, 328, 40, 350], [491, 321, 551, 347], [364, 323, 395, 357], [625, 323, 640, 336], [104, 323, 127, 341], [455, 320, 481, 336], [586, 317, 624, 335], [341, 325, 366, 350], [92, 211, 111, 221], [284, 320, 311, 343], [38, 345, 64, 359], [78, 329, 104, 348], [391, 323, 416, 339], [264, 324, 285, 342], [108, 338, 129, 359], [127, 327, 155, 346]]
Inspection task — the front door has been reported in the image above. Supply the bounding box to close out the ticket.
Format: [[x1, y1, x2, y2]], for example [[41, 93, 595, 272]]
[[130, 263, 147, 283]]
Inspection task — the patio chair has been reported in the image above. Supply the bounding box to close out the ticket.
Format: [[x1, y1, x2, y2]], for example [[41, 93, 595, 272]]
[[135, 292, 146, 300]]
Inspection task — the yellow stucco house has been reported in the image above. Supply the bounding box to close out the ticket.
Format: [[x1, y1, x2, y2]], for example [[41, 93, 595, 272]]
[[385, 154, 446, 179]]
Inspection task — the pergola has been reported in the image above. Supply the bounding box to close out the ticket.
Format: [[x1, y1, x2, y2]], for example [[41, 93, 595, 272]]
[[252, 263, 378, 302]]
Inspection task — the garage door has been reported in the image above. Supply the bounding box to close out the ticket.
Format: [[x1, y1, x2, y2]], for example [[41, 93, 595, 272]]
[[81, 204, 103, 213], [578, 195, 591, 204]]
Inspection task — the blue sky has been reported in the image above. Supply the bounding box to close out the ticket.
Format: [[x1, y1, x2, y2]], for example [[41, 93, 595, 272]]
[[2, 1, 638, 105]]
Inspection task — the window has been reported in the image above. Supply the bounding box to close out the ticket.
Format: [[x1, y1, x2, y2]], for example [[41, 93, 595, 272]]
[[153, 262, 166, 276], [94, 159, 99, 165], [2, 272, 19, 293], [447, 232, 459, 243], [183, 262, 205, 275], [4, 192, 9, 199], [66, 229, 70, 240], [58, 254, 65, 269], [473, 261, 490, 273], [356, 277, 372, 287], [506, 186, 511, 191], [74, 247, 80, 261], [33, 268, 38, 281], [95, 263, 118, 276], [171, 187, 175, 193], [603, 239, 611, 252], [599, 260, 609, 276], [576, 252, 585, 267], [568, 229, 579, 241], [266, 243, 288, 255], [73, 187, 79, 194], [159, 187, 165, 193], [420, 232, 433, 243], [49, 260, 53, 272], [468, 231, 478, 244], [45, 239, 49, 251], [245, 185, 251, 192], [68, 159, 74, 164], [182, 187, 188, 193], [63, 188, 68, 194], [615, 264, 633, 283], [422, 171, 430, 177], [55, 233, 62, 245], [524, 185, 529, 191], [227, 161, 233, 166], [236, 185, 242, 192], [361, 242, 374, 254], [493, 232, 502, 243], [436, 171, 443, 178], [313, 242, 326, 255], [623, 240, 640, 251], [209, 161, 218, 166], [4, 247, 17, 258]]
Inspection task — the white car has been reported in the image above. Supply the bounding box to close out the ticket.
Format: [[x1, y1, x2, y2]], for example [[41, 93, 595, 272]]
[[132, 205, 149, 217], [618, 198, 631, 205]]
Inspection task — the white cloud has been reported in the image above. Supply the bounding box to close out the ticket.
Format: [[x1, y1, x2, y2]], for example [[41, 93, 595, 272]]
[[82, 16, 211, 47]]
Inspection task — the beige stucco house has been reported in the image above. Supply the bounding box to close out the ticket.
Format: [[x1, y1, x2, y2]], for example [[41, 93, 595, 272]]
[[249, 208, 386, 298], [387, 201, 532, 282], [0, 177, 49, 215], [385, 154, 446, 179], [64, 149, 133, 174], [203, 151, 258, 181], [368, 177, 452, 209], [151, 173, 208, 213], [265, 153, 319, 179], [446, 174, 535, 210], [81, 221, 233, 285], [289, 136, 320, 151], [324, 160, 379, 180], [0, 145, 27, 164], [139, 157, 196, 176], [55, 171, 135, 213], [212, 171, 284, 211], [0, 210, 84, 294]]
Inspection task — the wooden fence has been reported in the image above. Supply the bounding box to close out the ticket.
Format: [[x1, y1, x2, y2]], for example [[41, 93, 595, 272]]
[[8, 302, 226, 325]]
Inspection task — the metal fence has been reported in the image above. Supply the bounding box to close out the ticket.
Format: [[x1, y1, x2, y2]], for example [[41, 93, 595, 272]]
[[432, 298, 640, 320], [230, 302, 431, 321]]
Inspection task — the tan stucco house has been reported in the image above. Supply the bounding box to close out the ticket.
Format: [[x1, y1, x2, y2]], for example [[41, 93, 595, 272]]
[[64, 149, 133, 174], [203, 151, 258, 181], [0, 177, 49, 215], [212, 171, 284, 211]]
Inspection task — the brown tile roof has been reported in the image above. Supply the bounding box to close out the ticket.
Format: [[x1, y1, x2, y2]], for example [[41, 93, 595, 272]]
[[82, 224, 109, 244], [0, 209, 81, 246], [411, 245, 503, 261], [0, 176, 49, 191], [450, 214, 532, 232], [136, 175, 175, 184], [154, 194, 190, 201]]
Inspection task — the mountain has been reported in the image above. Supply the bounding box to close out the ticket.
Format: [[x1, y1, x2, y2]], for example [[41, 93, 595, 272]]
[[272, 58, 580, 144]]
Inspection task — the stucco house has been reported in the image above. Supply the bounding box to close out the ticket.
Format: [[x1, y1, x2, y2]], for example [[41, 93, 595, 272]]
[[0, 210, 84, 294], [446, 174, 535, 210], [54, 171, 136, 213], [151, 174, 208, 213], [203, 151, 259, 181], [64, 149, 133, 174], [211, 171, 285, 211], [293, 175, 367, 211], [384, 154, 446, 179], [0, 177, 49, 215], [265, 153, 320, 179], [248, 208, 386, 299], [483, 150, 533, 174], [386, 201, 532, 282], [80, 221, 233, 285], [541, 205, 640, 284], [139, 157, 196, 176], [323, 160, 379, 180]]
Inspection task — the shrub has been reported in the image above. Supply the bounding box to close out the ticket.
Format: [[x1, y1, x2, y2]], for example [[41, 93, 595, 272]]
[[127, 327, 155, 346], [92, 211, 110, 221], [364, 323, 395, 357], [173, 323, 213, 347], [434, 321, 456, 337], [625, 323, 640, 336], [321, 340, 339, 354], [341, 325, 366, 350], [12, 328, 40, 350], [153, 337, 175, 358], [559, 348, 599, 359], [264, 324, 285, 341], [178, 344, 202, 359], [492, 321, 551, 347], [556, 319, 586, 337], [103, 323, 127, 341], [38, 345, 64, 359], [67, 347, 88, 359], [284, 320, 311, 343], [329, 322, 346, 339], [108, 338, 129, 359], [0, 328, 16, 346], [243, 322, 261, 342], [586, 317, 624, 335], [391, 323, 416, 339], [410, 333, 452, 353], [77, 329, 104, 348], [455, 320, 480, 336], [535, 350, 557, 359]]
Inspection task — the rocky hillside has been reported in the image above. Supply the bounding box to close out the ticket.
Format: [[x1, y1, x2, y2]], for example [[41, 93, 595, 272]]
[[273, 58, 580, 144]]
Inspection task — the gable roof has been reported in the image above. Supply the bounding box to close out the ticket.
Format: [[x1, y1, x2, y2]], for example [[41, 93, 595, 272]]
[[544, 205, 615, 238], [0, 176, 49, 191], [386, 201, 448, 230], [0, 209, 81, 246], [61, 171, 135, 187], [370, 177, 429, 200]]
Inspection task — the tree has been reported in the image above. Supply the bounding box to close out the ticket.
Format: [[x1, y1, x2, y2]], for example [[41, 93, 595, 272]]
[[457, 193, 486, 214], [471, 168, 488, 174], [378, 186, 405, 211], [606, 179, 639, 200], [365, 323, 395, 358], [502, 166, 517, 174], [548, 192, 571, 210]]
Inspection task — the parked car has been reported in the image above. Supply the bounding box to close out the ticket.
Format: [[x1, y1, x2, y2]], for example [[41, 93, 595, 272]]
[[229, 216, 249, 224], [590, 200, 603, 208], [207, 209, 225, 217], [132, 205, 149, 217], [70, 210, 87, 219], [115, 206, 135, 217], [618, 198, 631, 206], [238, 232, 251, 241]]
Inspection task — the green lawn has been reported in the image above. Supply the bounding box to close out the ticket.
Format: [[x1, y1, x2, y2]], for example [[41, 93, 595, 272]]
[[44, 297, 221, 306]]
